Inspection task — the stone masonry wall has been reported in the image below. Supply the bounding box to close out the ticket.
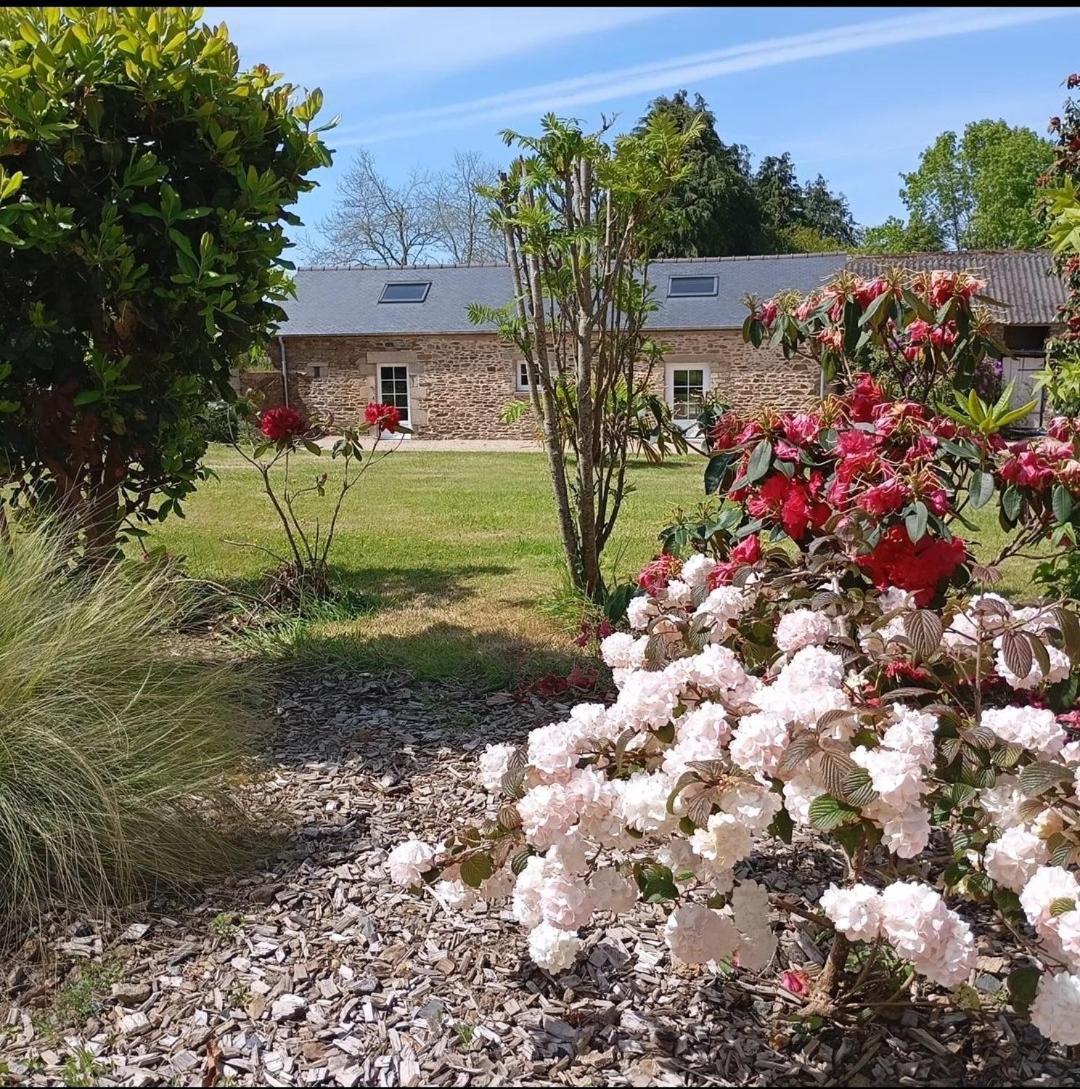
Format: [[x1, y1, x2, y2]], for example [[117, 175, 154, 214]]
[[260, 330, 819, 438]]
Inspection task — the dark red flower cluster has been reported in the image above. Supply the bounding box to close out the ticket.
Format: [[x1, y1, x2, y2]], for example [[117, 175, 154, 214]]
[[707, 376, 984, 604], [857, 525, 968, 606], [707, 534, 762, 588], [637, 553, 681, 595], [259, 406, 304, 442], [575, 617, 615, 647], [365, 402, 402, 432]]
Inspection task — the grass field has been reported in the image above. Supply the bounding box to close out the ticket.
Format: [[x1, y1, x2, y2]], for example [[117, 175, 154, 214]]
[[147, 445, 1041, 688]]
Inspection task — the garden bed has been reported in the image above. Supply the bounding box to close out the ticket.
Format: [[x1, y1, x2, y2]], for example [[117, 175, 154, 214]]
[[1, 668, 1072, 1087]]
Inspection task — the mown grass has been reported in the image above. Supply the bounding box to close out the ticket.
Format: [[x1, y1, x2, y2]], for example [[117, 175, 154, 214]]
[[146, 445, 1041, 688]]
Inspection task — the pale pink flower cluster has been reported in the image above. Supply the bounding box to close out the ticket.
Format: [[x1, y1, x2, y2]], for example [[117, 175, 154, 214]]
[[775, 608, 833, 653], [821, 881, 976, 988], [389, 575, 1080, 1048], [981, 706, 1066, 758], [386, 839, 436, 887]]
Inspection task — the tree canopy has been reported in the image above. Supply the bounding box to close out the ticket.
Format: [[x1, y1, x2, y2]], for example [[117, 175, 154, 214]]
[[0, 7, 332, 555], [863, 120, 1053, 253], [634, 91, 856, 257]]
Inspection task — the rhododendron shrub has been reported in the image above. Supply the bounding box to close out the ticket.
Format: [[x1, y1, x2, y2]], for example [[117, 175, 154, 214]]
[[228, 405, 407, 599], [742, 267, 1001, 407], [391, 542, 1080, 1046], [697, 382, 1080, 607]]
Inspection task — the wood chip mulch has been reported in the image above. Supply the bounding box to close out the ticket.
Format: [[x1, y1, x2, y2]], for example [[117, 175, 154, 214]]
[[2, 670, 1079, 1086]]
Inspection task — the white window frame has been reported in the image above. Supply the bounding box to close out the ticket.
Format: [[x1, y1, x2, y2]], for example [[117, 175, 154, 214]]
[[665, 361, 712, 429], [515, 359, 532, 391], [377, 362, 411, 427]]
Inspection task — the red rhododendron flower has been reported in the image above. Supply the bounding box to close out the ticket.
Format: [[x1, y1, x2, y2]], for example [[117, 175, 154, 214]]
[[637, 553, 681, 595], [857, 525, 968, 606], [836, 428, 880, 470], [906, 319, 932, 345], [926, 487, 951, 516], [929, 322, 957, 349], [885, 659, 931, 684], [856, 277, 890, 309], [781, 412, 822, 445], [759, 299, 778, 326], [780, 968, 811, 997], [365, 401, 401, 432], [259, 406, 304, 442], [929, 270, 958, 307], [999, 449, 1053, 491], [706, 534, 762, 588], [746, 474, 790, 520], [774, 440, 800, 462], [730, 534, 763, 565], [858, 477, 909, 517], [795, 296, 818, 321], [847, 373, 884, 422]]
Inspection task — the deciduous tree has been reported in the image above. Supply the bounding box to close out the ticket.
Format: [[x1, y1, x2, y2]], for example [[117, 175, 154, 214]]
[[471, 115, 698, 599]]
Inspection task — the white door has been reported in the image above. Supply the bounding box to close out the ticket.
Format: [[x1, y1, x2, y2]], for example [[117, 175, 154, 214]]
[[666, 363, 710, 434], [377, 364, 411, 435], [1001, 355, 1046, 431]]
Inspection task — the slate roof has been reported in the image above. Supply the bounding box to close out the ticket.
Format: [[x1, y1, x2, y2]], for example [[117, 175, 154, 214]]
[[277, 255, 845, 336], [278, 250, 1067, 337], [846, 250, 1066, 326]]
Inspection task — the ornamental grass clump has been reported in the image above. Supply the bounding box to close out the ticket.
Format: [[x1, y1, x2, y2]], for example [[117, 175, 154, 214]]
[[0, 525, 263, 925]]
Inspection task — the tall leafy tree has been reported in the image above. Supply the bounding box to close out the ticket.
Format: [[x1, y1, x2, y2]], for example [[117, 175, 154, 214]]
[[634, 91, 762, 256], [753, 154, 856, 251], [859, 214, 945, 255], [900, 120, 1054, 249], [472, 114, 698, 599], [0, 7, 332, 557]]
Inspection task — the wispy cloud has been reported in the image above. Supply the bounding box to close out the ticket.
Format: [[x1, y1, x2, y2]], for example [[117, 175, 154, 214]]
[[211, 6, 680, 82], [333, 6, 1077, 146]]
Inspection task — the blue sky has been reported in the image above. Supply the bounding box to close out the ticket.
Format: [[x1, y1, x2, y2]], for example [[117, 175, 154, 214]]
[[209, 5, 1080, 255]]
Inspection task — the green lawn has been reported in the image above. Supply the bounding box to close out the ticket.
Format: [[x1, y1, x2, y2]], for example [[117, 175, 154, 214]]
[[148, 445, 1041, 688]]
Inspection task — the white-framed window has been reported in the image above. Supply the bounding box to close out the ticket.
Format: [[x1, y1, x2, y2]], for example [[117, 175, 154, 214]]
[[378, 363, 410, 423], [516, 360, 532, 391]]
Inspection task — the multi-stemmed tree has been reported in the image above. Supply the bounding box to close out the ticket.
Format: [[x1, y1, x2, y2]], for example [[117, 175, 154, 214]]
[[469, 115, 699, 600]]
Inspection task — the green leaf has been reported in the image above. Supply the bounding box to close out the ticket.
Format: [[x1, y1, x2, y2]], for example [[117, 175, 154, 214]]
[[459, 853, 493, 889], [1006, 966, 1041, 1013], [634, 863, 678, 903], [704, 454, 731, 495], [744, 439, 773, 485], [905, 500, 928, 543], [905, 610, 943, 659], [73, 390, 102, 406], [1053, 484, 1074, 525], [968, 470, 995, 510], [808, 794, 860, 832], [1000, 485, 1022, 524]]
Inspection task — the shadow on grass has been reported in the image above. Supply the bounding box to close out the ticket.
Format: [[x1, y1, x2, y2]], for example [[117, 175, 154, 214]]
[[265, 619, 585, 692], [217, 562, 586, 690]]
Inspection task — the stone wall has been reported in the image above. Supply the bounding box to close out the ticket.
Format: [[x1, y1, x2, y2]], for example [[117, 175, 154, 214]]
[[261, 329, 819, 438]]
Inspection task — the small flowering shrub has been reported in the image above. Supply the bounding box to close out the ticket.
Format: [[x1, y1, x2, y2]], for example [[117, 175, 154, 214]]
[[391, 533, 1080, 1044], [743, 267, 1002, 408], [228, 403, 406, 600]]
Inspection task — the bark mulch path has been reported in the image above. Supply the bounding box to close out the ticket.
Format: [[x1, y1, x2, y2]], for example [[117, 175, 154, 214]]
[[1, 670, 1077, 1086]]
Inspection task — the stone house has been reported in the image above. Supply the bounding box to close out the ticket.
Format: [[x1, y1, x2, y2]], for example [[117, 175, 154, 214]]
[[245, 251, 1066, 438]]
